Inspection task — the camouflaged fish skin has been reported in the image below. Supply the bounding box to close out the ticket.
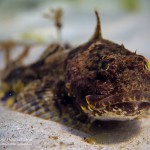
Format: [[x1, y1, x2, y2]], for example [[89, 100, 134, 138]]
[[0, 11, 150, 124]]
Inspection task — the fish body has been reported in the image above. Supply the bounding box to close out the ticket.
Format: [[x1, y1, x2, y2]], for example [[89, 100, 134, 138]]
[[0, 12, 150, 127]]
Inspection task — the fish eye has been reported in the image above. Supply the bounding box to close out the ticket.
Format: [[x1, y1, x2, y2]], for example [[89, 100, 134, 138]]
[[101, 62, 108, 70]]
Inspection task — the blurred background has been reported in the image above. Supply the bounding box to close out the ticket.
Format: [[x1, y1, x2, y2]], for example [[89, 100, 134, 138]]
[[0, 0, 150, 60]]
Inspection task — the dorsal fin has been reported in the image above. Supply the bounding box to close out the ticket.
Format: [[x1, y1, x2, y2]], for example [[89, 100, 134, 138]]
[[90, 10, 103, 40]]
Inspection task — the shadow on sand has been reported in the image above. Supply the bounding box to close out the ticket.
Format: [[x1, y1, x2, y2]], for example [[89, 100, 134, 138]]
[[68, 119, 141, 145]]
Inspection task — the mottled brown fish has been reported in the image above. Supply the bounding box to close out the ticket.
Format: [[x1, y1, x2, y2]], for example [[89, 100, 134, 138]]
[[0, 11, 150, 127]]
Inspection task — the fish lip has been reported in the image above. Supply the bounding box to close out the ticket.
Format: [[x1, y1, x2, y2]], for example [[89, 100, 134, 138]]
[[86, 90, 150, 110]]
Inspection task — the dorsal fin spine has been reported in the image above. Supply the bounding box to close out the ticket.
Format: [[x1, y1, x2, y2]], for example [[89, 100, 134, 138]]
[[91, 10, 103, 40]]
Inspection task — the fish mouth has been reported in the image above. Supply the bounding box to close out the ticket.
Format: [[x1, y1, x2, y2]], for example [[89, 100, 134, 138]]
[[86, 90, 150, 109], [84, 90, 150, 120]]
